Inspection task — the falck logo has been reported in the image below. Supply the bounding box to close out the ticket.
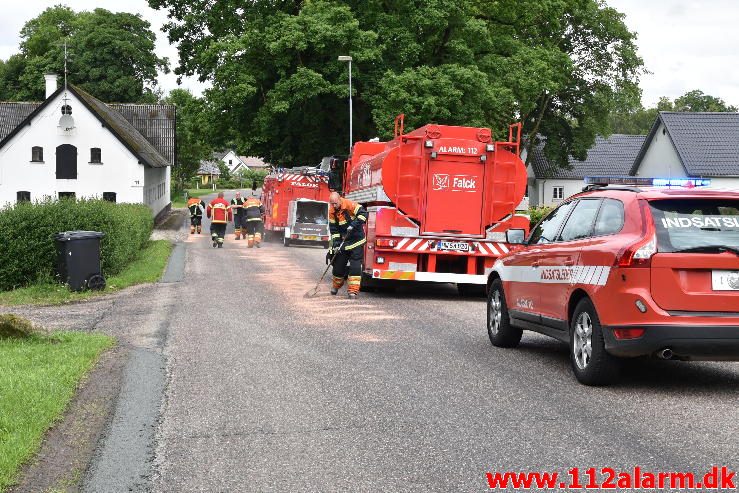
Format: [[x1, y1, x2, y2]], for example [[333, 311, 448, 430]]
[[433, 174, 450, 191], [729, 272, 739, 290]]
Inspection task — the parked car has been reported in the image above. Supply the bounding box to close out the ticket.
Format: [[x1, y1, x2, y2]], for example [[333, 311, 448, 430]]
[[486, 177, 739, 385]]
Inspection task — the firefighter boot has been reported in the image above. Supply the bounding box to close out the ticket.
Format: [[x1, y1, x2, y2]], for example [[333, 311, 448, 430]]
[[217, 237, 224, 248], [247, 235, 254, 248], [331, 276, 345, 295], [197, 225, 202, 234], [255, 232, 262, 248], [347, 276, 361, 299], [190, 225, 195, 234], [234, 228, 241, 240], [212, 232, 218, 248]]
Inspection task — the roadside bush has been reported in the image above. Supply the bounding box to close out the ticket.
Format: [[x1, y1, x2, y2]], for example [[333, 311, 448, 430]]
[[0, 199, 153, 291], [0, 314, 37, 339], [528, 206, 554, 229]]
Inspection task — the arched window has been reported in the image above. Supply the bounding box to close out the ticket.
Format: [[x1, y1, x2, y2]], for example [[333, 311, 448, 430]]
[[56, 144, 77, 179], [31, 146, 43, 162]]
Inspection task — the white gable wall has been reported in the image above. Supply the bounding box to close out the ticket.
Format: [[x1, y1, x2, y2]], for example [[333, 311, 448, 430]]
[[633, 122, 687, 179], [220, 150, 243, 173], [0, 90, 172, 215], [535, 179, 584, 207]]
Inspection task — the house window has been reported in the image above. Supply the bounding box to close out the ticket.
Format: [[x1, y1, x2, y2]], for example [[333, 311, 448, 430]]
[[103, 192, 116, 202], [56, 144, 77, 179], [90, 148, 102, 164], [31, 146, 43, 162], [228, 159, 232, 165], [58, 192, 76, 200], [17, 191, 31, 202], [552, 186, 564, 201]]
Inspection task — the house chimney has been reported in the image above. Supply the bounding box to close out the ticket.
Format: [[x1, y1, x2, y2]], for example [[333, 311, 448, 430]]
[[44, 74, 58, 99]]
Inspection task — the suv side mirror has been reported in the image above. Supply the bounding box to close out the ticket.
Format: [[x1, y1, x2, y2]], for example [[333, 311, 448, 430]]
[[506, 229, 526, 245]]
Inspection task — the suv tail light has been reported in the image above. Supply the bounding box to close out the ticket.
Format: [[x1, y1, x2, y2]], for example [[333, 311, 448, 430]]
[[616, 200, 656, 268]]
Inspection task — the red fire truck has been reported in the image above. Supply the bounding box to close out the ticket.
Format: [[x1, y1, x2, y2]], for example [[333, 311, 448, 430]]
[[342, 115, 529, 293], [262, 167, 332, 241]]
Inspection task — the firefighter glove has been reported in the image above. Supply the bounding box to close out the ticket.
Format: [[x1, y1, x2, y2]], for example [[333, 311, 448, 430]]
[[346, 225, 354, 234]]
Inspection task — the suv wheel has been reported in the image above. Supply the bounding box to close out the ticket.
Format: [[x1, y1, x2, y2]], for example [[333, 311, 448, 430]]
[[487, 279, 522, 347], [570, 298, 620, 386]]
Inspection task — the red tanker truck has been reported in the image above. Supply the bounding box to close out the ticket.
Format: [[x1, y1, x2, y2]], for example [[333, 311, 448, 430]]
[[262, 167, 332, 244], [342, 115, 529, 294]]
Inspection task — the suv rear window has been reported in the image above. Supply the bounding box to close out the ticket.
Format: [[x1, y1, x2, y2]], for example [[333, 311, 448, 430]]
[[649, 199, 739, 252]]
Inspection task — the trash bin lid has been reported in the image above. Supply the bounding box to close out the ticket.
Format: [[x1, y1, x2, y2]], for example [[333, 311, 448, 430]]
[[54, 230, 106, 241]]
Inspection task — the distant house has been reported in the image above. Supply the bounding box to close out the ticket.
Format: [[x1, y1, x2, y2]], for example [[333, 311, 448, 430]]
[[631, 112, 739, 189], [527, 135, 646, 207], [239, 156, 270, 171], [197, 160, 220, 186], [213, 150, 245, 174], [0, 74, 175, 219]]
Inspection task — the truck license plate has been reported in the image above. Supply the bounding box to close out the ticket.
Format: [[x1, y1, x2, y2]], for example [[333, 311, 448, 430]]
[[436, 241, 470, 252], [302, 235, 318, 241], [712, 270, 739, 291]]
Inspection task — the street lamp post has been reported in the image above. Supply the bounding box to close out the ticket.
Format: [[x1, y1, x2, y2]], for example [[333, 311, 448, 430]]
[[338, 55, 353, 154]]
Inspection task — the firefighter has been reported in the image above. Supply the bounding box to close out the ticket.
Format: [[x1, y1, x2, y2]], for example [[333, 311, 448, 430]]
[[243, 193, 265, 248], [230, 191, 247, 240], [206, 192, 232, 248], [187, 196, 206, 234], [328, 191, 367, 299]]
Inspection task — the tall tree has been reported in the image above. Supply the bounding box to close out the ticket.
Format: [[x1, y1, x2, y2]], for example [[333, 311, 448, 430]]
[[150, 0, 643, 168], [163, 89, 211, 190], [0, 6, 168, 103], [610, 91, 737, 135]]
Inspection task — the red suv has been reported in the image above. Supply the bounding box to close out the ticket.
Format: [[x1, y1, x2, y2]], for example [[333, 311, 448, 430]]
[[487, 180, 739, 385]]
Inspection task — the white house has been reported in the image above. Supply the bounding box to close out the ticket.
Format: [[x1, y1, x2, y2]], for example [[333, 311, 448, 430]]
[[631, 112, 739, 190], [213, 150, 246, 174], [527, 135, 646, 207], [0, 75, 175, 219]]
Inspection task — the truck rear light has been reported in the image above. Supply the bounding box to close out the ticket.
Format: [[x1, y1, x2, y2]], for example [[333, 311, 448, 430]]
[[291, 234, 298, 239], [430, 151, 437, 159], [613, 328, 645, 340], [485, 144, 494, 152], [376, 238, 396, 247], [321, 236, 328, 241], [425, 140, 434, 148], [480, 155, 487, 162], [376, 256, 385, 264]]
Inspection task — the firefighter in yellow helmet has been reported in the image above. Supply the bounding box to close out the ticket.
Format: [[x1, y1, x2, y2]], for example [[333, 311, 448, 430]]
[[243, 193, 265, 248], [328, 191, 367, 299], [187, 197, 206, 234]]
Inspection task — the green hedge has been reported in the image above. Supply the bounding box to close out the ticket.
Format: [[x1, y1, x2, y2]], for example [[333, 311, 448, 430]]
[[0, 199, 153, 291], [528, 206, 554, 228]]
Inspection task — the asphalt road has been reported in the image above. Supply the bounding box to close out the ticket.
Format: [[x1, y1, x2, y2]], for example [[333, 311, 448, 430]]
[[153, 192, 739, 491], [11, 191, 739, 491]]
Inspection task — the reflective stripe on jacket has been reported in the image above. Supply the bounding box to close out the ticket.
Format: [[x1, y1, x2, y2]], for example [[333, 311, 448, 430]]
[[244, 197, 264, 222], [206, 198, 232, 224], [230, 197, 246, 217], [329, 198, 367, 250], [188, 198, 205, 217]]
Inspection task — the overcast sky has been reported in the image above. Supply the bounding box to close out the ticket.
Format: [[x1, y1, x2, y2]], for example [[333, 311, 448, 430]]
[[2, 1, 738, 107]]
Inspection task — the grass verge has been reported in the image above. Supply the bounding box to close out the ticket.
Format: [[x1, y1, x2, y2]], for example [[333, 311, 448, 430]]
[[0, 240, 173, 307], [0, 331, 114, 490]]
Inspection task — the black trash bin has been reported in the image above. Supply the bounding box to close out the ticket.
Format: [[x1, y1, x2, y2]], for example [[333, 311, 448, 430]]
[[54, 231, 106, 292]]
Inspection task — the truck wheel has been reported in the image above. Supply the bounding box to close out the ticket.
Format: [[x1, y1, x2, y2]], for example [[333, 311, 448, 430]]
[[569, 298, 620, 386], [487, 279, 521, 348], [283, 238, 290, 247], [457, 283, 486, 297]]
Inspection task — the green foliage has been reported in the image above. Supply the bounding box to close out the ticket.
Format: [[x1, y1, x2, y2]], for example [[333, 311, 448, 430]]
[[216, 160, 231, 181], [0, 331, 114, 489], [0, 314, 37, 340], [163, 89, 211, 190], [610, 90, 738, 135], [234, 168, 269, 189], [0, 199, 153, 291], [528, 206, 553, 229], [0, 6, 167, 103], [149, 0, 643, 169]]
